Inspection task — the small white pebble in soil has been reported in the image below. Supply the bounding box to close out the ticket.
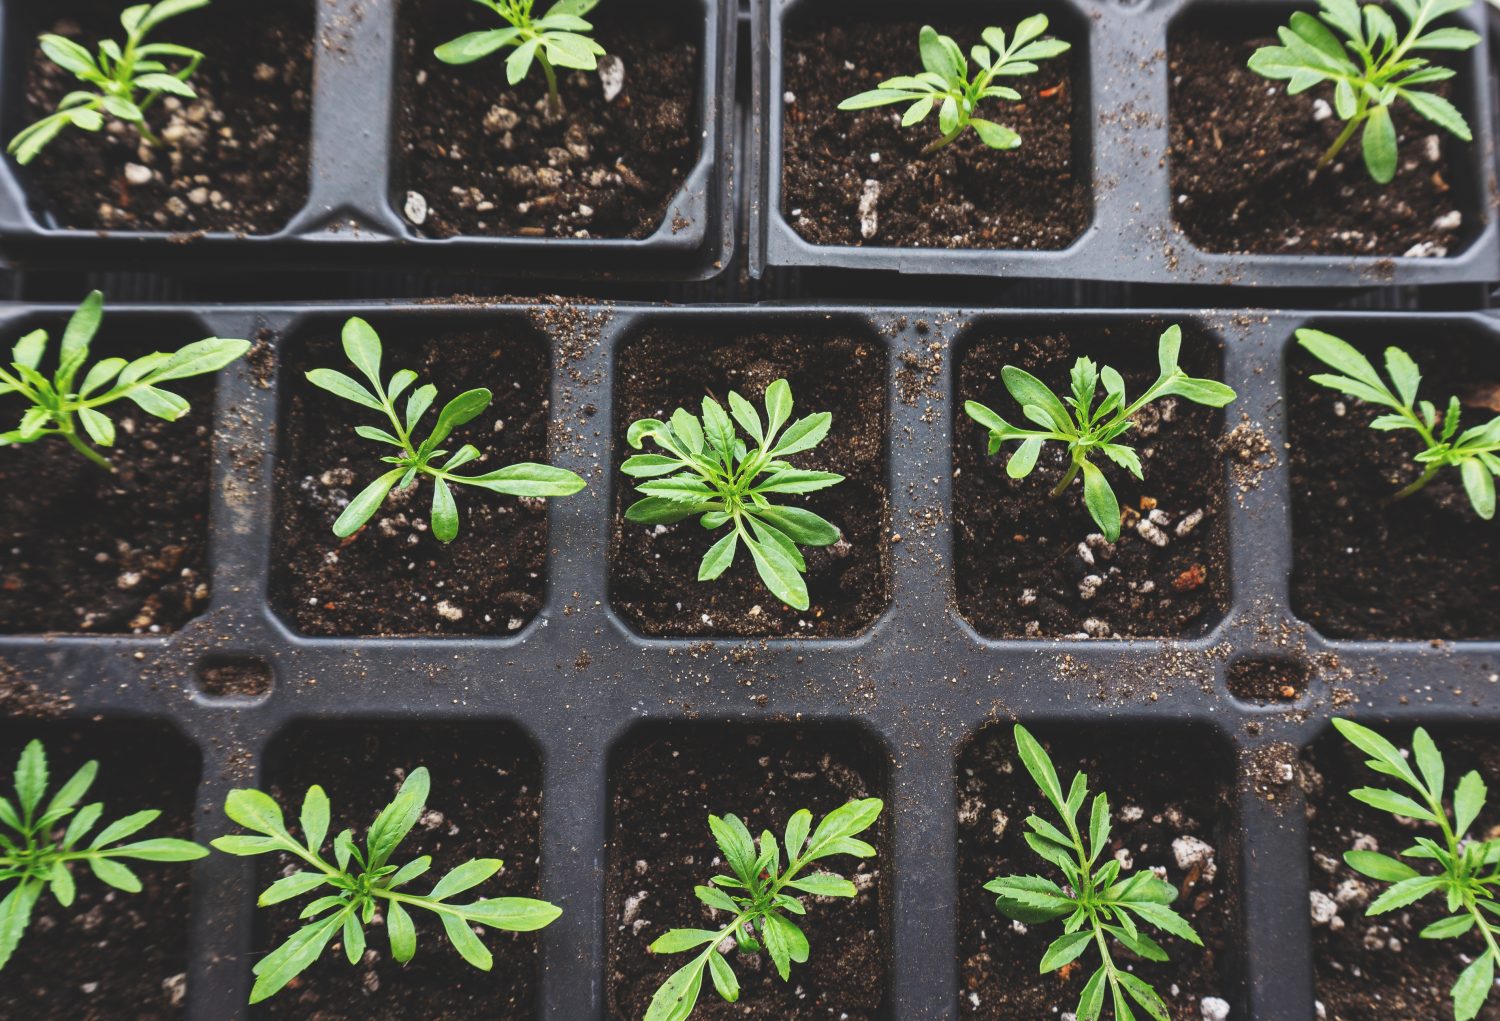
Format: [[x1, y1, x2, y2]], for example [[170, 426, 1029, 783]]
[[124, 162, 153, 186], [1078, 575, 1105, 600], [404, 191, 428, 226], [1309, 890, 1341, 927], [434, 600, 463, 622], [1311, 98, 1333, 122], [1432, 210, 1462, 232], [1120, 805, 1144, 823], [1423, 133, 1442, 163], [162, 973, 187, 1007], [1201, 997, 1231, 1021], [622, 890, 649, 924], [858, 179, 881, 240], [1175, 508, 1205, 538], [599, 55, 626, 102], [1136, 518, 1170, 547], [1172, 835, 1217, 881]]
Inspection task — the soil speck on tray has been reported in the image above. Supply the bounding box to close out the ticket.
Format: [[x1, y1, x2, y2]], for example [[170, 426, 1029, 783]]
[[782, 12, 1089, 250], [607, 727, 888, 1021], [17, 0, 312, 234], [397, 0, 701, 239], [254, 725, 543, 1021], [272, 320, 553, 637], [1289, 331, 1500, 640], [1169, 23, 1477, 257], [609, 322, 890, 638], [0, 318, 213, 635], [0, 722, 199, 1021], [1305, 728, 1500, 1020], [957, 726, 1239, 1018], [954, 322, 1230, 638]]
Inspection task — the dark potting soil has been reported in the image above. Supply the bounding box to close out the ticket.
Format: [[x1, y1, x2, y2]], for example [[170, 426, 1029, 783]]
[[1304, 728, 1500, 1021], [606, 728, 889, 1021], [953, 323, 1230, 639], [253, 725, 543, 1021], [1288, 331, 1500, 640], [0, 319, 214, 635], [17, 0, 312, 234], [957, 726, 1239, 1019], [195, 656, 272, 699], [0, 721, 200, 1021], [397, 0, 702, 239], [609, 324, 890, 638], [271, 323, 553, 637], [1169, 26, 1474, 258], [1226, 658, 1308, 705], [781, 15, 1090, 250]]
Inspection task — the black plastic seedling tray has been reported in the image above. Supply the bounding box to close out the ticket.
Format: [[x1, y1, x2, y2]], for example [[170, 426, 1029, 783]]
[[0, 0, 736, 281], [1, 300, 1499, 1021], [748, 0, 1500, 289]]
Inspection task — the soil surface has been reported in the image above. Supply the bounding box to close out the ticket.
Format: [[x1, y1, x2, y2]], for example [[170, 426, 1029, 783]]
[[1170, 25, 1474, 258], [1304, 728, 1500, 1021], [196, 657, 272, 699], [782, 14, 1090, 250], [272, 322, 554, 637], [0, 317, 214, 635], [954, 323, 1230, 639], [607, 728, 888, 1021], [18, 0, 312, 234], [1226, 658, 1307, 705], [609, 323, 890, 637], [1289, 331, 1500, 639], [957, 726, 1238, 1019], [397, 0, 702, 239], [0, 721, 200, 1021], [254, 725, 543, 1021]]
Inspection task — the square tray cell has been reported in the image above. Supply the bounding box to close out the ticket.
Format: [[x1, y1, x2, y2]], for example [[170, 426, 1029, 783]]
[[0, 719, 201, 1020], [605, 722, 892, 1021], [1287, 321, 1500, 640], [270, 313, 556, 638], [250, 721, 544, 1021], [952, 317, 1232, 639], [0, 308, 220, 635], [1168, 1, 1487, 261], [1302, 721, 1499, 1021], [0, 0, 313, 235], [956, 721, 1245, 1019], [608, 313, 892, 638]]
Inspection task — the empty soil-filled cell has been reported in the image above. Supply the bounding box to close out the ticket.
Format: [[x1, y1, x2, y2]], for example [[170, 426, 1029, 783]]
[[272, 316, 555, 637], [1226, 657, 1309, 705], [609, 317, 890, 637], [1168, 9, 1480, 258], [1303, 724, 1500, 1020], [1288, 326, 1500, 639], [0, 720, 201, 1020], [7, 0, 312, 233], [0, 313, 215, 635], [396, 0, 703, 239], [780, 3, 1090, 250], [953, 320, 1230, 638], [956, 724, 1242, 1018], [606, 725, 890, 1020], [194, 655, 273, 699], [251, 723, 544, 1021]]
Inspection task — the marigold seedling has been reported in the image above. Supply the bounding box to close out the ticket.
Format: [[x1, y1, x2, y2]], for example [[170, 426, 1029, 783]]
[[1297, 329, 1499, 519], [622, 378, 843, 611], [0, 290, 249, 470], [985, 725, 1204, 1021], [1332, 719, 1500, 1021], [1247, 0, 1479, 183], [307, 316, 586, 543], [963, 325, 1237, 541], [838, 16, 1070, 155], [0, 739, 209, 972], [8, 0, 210, 166], [434, 0, 606, 120], [643, 798, 883, 1021], [212, 766, 562, 1004]]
